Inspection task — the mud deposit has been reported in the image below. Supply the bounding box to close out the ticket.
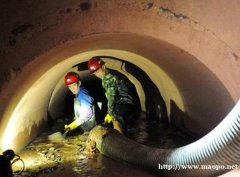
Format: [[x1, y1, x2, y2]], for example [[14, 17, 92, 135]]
[[12, 118, 194, 177]]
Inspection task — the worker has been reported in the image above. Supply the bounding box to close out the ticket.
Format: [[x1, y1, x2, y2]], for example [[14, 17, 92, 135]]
[[64, 72, 97, 133], [88, 57, 141, 134], [0, 149, 15, 177]]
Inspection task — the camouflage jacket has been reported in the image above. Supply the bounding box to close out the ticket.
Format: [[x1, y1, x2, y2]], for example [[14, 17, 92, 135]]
[[102, 70, 117, 116], [102, 69, 140, 116]]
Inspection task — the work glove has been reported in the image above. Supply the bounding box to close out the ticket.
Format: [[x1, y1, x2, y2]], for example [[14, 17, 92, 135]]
[[104, 114, 113, 124], [64, 120, 79, 131]]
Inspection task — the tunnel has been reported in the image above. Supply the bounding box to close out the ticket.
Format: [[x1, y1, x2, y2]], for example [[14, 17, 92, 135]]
[[0, 0, 240, 176]]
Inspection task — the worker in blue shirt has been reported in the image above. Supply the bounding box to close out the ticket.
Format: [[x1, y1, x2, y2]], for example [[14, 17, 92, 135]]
[[64, 72, 96, 132]]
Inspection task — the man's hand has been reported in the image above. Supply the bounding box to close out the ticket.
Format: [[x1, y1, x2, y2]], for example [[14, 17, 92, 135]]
[[64, 120, 80, 131], [104, 114, 113, 124], [64, 124, 71, 131]]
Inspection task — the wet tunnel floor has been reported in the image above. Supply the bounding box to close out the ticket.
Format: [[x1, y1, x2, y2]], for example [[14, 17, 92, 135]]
[[13, 117, 196, 177]]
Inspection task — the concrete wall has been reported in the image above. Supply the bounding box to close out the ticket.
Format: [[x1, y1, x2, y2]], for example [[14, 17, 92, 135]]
[[0, 0, 239, 157]]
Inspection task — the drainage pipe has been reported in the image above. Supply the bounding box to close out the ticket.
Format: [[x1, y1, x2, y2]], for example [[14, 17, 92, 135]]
[[94, 99, 240, 177]]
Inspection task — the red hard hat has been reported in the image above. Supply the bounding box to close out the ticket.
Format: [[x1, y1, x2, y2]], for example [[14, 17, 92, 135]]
[[64, 72, 79, 85], [88, 57, 105, 73]]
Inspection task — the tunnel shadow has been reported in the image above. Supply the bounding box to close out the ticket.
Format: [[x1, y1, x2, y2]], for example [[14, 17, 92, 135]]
[[169, 99, 200, 139]]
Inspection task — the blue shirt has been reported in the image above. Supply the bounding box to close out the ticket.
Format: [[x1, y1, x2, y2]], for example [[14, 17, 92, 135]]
[[74, 87, 94, 122]]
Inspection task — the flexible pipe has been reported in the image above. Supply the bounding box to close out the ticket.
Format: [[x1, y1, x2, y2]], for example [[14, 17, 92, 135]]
[[96, 100, 240, 177]]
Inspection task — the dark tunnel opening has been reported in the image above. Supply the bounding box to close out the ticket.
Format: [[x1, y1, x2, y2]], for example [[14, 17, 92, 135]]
[[71, 56, 169, 122]]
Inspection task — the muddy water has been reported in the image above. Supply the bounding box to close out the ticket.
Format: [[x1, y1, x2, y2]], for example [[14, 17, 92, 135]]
[[13, 117, 195, 177]]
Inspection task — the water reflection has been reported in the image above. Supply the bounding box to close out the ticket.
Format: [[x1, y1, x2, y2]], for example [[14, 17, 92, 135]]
[[13, 114, 195, 177]]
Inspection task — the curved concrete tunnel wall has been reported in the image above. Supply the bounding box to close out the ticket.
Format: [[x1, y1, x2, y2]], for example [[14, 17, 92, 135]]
[[0, 0, 239, 163], [0, 45, 183, 151]]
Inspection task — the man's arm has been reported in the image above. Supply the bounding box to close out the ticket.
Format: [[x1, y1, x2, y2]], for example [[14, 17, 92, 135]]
[[103, 73, 117, 116], [65, 89, 94, 131], [64, 118, 84, 131]]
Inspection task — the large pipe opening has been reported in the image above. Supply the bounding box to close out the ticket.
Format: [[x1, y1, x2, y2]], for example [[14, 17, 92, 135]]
[[0, 34, 234, 151]]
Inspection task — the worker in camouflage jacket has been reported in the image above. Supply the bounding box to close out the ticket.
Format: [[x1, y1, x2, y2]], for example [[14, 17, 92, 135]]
[[88, 57, 141, 134]]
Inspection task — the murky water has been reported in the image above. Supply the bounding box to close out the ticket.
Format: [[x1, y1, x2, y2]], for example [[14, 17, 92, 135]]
[[13, 115, 195, 177]]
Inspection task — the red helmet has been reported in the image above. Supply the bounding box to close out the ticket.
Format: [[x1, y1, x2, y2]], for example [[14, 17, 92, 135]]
[[64, 72, 80, 85], [88, 57, 105, 73]]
